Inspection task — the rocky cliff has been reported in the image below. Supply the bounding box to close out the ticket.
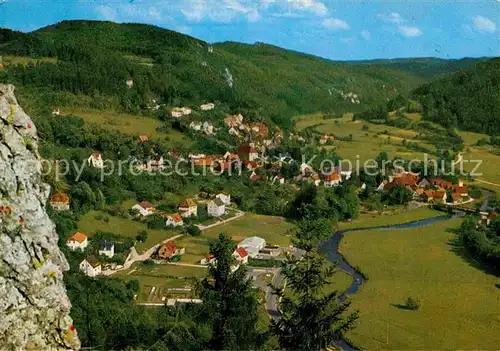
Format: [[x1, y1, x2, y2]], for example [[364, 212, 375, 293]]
[[0, 84, 80, 350]]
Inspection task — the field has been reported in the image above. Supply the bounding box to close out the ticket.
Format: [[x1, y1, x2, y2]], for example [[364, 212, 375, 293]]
[[117, 263, 206, 303], [77, 210, 178, 253], [339, 218, 500, 349], [294, 113, 436, 162], [1, 55, 57, 66], [60, 108, 192, 147], [338, 207, 443, 231], [175, 214, 295, 264]]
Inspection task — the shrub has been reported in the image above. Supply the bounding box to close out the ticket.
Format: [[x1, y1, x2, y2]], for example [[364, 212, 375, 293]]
[[406, 296, 421, 310], [187, 225, 201, 236], [136, 230, 148, 242]]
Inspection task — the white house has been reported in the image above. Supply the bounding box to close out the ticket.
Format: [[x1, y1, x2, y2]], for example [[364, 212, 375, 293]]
[[178, 199, 197, 217], [66, 232, 88, 251], [233, 247, 249, 265], [208, 198, 225, 217], [200, 254, 216, 266], [132, 201, 156, 217], [189, 121, 202, 131], [216, 193, 231, 205], [52, 108, 60, 116], [203, 121, 214, 135], [166, 213, 184, 227], [126, 79, 134, 89], [171, 109, 183, 118], [200, 103, 215, 111], [79, 256, 102, 277], [99, 241, 115, 258], [87, 152, 104, 169], [237, 237, 266, 258]]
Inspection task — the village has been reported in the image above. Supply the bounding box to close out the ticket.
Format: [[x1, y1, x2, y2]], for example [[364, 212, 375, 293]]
[[44, 102, 499, 309]]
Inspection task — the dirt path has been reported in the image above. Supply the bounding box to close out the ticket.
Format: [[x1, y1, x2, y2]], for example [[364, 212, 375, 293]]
[[197, 210, 245, 231], [476, 178, 500, 188]]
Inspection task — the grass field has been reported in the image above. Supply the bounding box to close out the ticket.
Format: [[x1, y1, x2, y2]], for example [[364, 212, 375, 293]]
[[175, 214, 295, 264], [117, 263, 205, 302], [339, 218, 500, 349], [1, 55, 57, 66], [60, 108, 192, 147], [294, 114, 435, 162], [338, 207, 444, 231], [77, 210, 178, 253]]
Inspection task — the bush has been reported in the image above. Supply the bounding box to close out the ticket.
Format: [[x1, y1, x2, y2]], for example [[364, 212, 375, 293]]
[[136, 230, 148, 242], [142, 259, 154, 266], [187, 225, 201, 236], [406, 296, 421, 310]]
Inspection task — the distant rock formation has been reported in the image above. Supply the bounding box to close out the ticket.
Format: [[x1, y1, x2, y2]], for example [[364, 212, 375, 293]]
[[0, 84, 80, 350]]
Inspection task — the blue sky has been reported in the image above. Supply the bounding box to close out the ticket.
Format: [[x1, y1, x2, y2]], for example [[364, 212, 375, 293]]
[[0, 0, 498, 60]]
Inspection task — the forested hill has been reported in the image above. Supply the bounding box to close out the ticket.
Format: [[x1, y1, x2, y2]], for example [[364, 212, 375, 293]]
[[0, 20, 469, 130], [348, 57, 486, 79], [412, 58, 500, 135]]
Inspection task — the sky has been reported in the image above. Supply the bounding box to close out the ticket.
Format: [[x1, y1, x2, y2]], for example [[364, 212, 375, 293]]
[[0, 0, 498, 60]]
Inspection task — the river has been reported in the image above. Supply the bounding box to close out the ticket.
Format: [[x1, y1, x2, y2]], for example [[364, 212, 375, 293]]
[[319, 214, 462, 351]]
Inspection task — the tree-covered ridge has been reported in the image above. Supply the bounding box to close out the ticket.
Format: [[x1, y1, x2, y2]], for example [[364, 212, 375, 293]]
[[413, 58, 500, 135], [0, 20, 457, 130], [349, 57, 486, 79]]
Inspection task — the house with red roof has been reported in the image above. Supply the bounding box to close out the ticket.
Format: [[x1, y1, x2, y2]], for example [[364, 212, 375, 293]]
[[323, 172, 341, 187], [178, 199, 197, 217], [50, 192, 70, 211], [67, 232, 88, 251], [232, 247, 249, 265], [132, 201, 156, 217], [158, 241, 185, 260], [238, 145, 258, 162], [165, 213, 184, 227], [137, 135, 149, 143]]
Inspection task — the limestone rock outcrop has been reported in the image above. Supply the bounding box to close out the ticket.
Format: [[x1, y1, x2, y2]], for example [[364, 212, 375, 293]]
[[0, 84, 80, 350]]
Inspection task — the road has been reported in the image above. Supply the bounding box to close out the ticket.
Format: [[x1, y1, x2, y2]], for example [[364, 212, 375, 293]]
[[197, 210, 245, 230], [248, 267, 283, 320]]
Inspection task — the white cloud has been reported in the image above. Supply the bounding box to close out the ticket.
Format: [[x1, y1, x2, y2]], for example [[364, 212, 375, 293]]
[[284, 0, 328, 16], [322, 18, 350, 30], [360, 30, 371, 40], [95, 4, 166, 23], [398, 25, 423, 37], [95, 5, 119, 22], [180, 0, 262, 23], [378, 12, 405, 24], [472, 15, 497, 34]]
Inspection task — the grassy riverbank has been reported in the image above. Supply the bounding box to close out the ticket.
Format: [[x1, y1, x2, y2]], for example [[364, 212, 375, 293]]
[[339, 218, 500, 349], [337, 207, 443, 231]]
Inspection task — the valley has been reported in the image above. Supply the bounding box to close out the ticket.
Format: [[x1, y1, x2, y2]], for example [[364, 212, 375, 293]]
[[0, 18, 499, 351]]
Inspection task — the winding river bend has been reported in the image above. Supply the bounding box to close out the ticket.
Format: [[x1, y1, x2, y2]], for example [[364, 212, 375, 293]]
[[319, 214, 461, 351]]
